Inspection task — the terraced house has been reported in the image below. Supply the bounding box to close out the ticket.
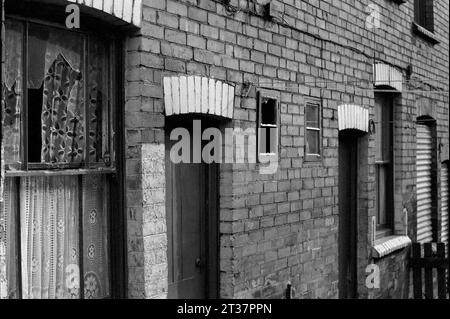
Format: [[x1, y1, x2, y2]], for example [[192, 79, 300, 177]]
[[0, 0, 448, 299]]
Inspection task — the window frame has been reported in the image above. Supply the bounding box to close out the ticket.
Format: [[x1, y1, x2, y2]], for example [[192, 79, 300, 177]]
[[304, 97, 322, 162], [257, 88, 280, 163], [414, 0, 434, 32], [412, 0, 439, 44], [374, 94, 395, 238], [3, 17, 117, 174], [2, 14, 125, 299]]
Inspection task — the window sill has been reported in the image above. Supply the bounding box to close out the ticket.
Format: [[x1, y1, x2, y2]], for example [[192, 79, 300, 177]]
[[372, 235, 412, 259], [303, 154, 322, 163], [412, 22, 440, 45], [5, 167, 116, 177]]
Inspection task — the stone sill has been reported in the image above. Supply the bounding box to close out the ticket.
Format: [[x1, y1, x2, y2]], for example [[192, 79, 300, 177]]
[[372, 235, 412, 259], [412, 22, 440, 45]]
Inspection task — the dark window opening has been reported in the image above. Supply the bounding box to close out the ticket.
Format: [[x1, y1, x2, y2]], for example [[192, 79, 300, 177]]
[[414, 0, 434, 32], [258, 91, 279, 158], [27, 84, 43, 162], [261, 97, 277, 125]]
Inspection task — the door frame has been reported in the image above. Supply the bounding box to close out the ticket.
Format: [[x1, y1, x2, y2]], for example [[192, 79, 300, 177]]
[[338, 130, 360, 299], [165, 115, 220, 299]]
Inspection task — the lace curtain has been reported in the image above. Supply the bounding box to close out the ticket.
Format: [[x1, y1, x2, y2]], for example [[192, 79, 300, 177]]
[[0, 178, 18, 299], [27, 24, 86, 164], [2, 20, 23, 166], [88, 37, 109, 164], [82, 175, 110, 299], [41, 54, 84, 163], [20, 175, 109, 299], [20, 176, 80, 299]]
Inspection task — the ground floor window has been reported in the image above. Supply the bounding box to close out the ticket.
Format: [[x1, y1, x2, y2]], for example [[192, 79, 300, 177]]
[[1, 16, 119, 299], [374, 94, 394, 236]]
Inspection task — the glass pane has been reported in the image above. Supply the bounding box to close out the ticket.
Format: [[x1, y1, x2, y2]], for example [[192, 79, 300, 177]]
[[375, 96, 392, 162], [27, 24, 85, 164], [306, 130, 319, 155], [259, 127, 267, 153], [3, 20, 23, 166], [377, 166, 387, 226], [261, 98, 277, 125], [82, 175, 110, 299], [0, 178, 19, 299], [375, 98, 383, 161], [259, 127, 277, 154], [20, 176, 80, 299], [306, 103, 319, 128], [88, 37, 112, 166]]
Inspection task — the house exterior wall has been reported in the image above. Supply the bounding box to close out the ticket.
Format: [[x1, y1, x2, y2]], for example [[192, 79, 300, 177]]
[[0, 0, 448, 299], [123, 0, 449, 299]]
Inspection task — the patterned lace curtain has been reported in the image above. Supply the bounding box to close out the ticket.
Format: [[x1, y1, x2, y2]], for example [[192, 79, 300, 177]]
[[27, 23, 85, 164], [0, 178, 18, 299], [20, 176, 80, 299], [82, 175, 110, 299], [41, 54, 84, 163], [19, 175, 109, 299], [2, 19, 23, 166]]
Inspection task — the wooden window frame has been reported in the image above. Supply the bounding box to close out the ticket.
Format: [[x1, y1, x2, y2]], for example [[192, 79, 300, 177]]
[[304, 98, 322, 162], [414, 0, 434, 33], [375, 94, 394, 238], [257, 88, 280, 163], [2, 14, 126, 299]]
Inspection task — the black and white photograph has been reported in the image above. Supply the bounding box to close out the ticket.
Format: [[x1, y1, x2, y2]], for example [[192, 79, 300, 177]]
[[0, 0, 448, 307]]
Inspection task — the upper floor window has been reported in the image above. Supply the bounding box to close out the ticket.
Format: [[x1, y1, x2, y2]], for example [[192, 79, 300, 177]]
[[414, 0, 434, 32]]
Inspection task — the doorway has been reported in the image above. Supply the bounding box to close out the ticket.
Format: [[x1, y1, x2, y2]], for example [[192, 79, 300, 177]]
[[338, 131, 358, 298], [165, 117, 219, 299]]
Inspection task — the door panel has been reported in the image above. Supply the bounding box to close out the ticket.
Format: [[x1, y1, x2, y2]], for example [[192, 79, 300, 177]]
[[165, 118, 218, 299]]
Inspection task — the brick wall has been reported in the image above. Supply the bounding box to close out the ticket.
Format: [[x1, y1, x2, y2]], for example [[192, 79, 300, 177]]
[[123, 0, 449, 298]]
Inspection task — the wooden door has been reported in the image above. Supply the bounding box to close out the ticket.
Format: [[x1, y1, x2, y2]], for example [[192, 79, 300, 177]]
[[338, 131, 358, 299], [165, 118, 218, 299]]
